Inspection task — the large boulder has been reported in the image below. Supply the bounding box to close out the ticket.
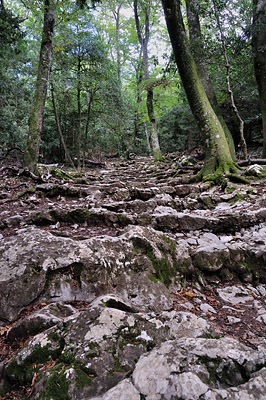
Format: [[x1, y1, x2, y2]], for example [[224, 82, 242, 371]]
[[191, 233, 230, 272], [0, 225, 195, 322], [3, 295, 213, 399], [132, 337, 266, 400]]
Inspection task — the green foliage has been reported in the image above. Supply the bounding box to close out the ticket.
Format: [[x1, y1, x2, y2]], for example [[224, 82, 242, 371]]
[[1, 0, 264, 162], [158, 100, 200, 153], [0, 5, 30, 152]]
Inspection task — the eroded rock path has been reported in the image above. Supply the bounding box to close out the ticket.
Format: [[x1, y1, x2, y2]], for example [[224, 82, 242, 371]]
[[1, 157, 266, 399]]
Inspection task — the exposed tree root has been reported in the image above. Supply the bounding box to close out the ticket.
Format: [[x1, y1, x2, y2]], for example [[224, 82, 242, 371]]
[[175, 158, 252, 186]]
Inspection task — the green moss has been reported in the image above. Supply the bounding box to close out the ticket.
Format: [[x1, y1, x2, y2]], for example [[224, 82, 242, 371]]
[[117, 324, 141, 348], [117, 214, 131, 226], [50, 168, 72, 180], [107, 356, 128, 375], [148, 253, 173, 287], [228, 191, 250, 204], [40, 364, 70, 400], [60, 351, 97, 389], [198, 356, 223, 384], [75, 369, 93, 389], [202, 332, 221, 339], [47, 331, 60, 342], [4, 344, 62, 386], [133, 235, 191, 287], [68, 208, 91, 223], [148, 274, 160, 283], [132, 237, 153, 255], [13, 187, 36, 200]]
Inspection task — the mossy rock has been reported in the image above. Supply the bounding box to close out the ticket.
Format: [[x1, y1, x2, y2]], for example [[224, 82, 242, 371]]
[[50, 168, 73, 180]]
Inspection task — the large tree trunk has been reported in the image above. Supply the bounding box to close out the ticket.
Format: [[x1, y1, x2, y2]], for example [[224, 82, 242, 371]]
[[162, 0, 238, 181], [134, 0, 163, 161], [253, 0, 266, 158], [186, 0, 236, 160], [23, 0, 56, 173]]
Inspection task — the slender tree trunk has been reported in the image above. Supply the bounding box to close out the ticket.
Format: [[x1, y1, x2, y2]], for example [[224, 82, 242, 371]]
[[77, 51, 82, 170], [84, 89, 96, 149], [51, 81, 75, 169], [186, 0, 236, 160], [162, 0, 238, 181], [134, 0, 163, 161], [126, 88, 141, 158], [212, 0, 247, 160], [23, 0, 56, 173], [253, 0, 266, 158], [127, 57, 142, 158], [144, 122, 152, 154], [113, 2, 123, 88]]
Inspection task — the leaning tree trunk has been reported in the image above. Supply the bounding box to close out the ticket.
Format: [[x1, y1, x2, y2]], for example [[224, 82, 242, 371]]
[[162, 0, 238, 181], [23, 0, 56, 174], [134, 0, 163, 161], [253, 0, 266, 158], [186, 0, 236, 160]]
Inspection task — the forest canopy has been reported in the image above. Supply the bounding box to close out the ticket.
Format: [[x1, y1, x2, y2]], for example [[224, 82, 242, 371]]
[[1, 0, 265, 180]]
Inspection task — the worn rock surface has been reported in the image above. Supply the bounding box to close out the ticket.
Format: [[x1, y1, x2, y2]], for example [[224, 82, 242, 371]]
[[1, 157, 266, 399]]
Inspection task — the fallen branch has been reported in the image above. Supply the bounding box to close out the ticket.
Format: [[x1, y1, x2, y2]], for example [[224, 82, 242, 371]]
[[238, 159, 266, 166], [17, 168, 43, 182]]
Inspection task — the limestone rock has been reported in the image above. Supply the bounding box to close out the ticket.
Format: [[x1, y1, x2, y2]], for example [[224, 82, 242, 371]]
[[217, 286, 254, 305], [191, 233, 230, 272], [3, 295, 215, 398], [2, 226, 192, 322], [91, 379, 141, 400], [132, 337, 266, 400], [7, 302, 78, 341]]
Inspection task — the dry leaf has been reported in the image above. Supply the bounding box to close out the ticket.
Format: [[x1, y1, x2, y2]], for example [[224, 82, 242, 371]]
[[207, 297, 216, 302], [184, 291, 197, 298]]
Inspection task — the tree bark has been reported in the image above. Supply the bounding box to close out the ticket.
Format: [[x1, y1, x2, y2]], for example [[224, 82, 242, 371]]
[[113, 2, 123, 88], [51, 81, 75, 169], [23, 0, 57, 173], [134, 0, 163, 161], [212, 0, 247, 160], [186, 0, 236, 160], [144, 121, 152, 154], [162, 0, 238, 181], [253, 0, 266, 158], [77, 50, 82, 170], [126, 60, 142, 158]]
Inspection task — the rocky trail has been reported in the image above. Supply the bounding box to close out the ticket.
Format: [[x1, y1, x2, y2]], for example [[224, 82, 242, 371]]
[[1, 156, 266, 399]]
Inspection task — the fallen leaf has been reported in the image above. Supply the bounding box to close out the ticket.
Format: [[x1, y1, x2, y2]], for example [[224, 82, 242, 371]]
[[207, 297, 217, 302], [184, 291, 197, 298]]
